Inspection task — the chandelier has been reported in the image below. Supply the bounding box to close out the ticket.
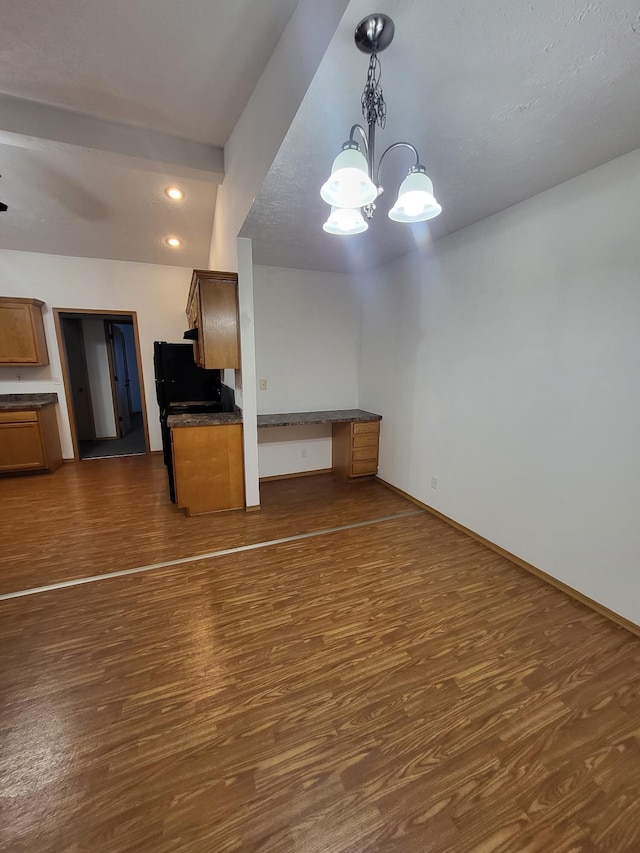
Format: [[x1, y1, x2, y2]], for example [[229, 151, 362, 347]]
[[321, 14, 441, 236]]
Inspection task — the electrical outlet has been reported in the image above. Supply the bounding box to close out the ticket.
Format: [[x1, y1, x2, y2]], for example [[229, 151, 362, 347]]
[[15, 374, 23, 382], [431, 476, 439, 490], [259, 378, 268, 391], [301, 448, 308, 459], [53, 377, 62, 385]]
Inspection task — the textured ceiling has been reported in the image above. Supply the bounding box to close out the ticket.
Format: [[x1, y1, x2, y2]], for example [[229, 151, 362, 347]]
[[242, 0, 640, 273], [0, 0, 299, 146]]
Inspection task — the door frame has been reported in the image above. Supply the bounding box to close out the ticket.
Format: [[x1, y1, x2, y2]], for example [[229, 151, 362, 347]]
[[53, 308, 151, 461]]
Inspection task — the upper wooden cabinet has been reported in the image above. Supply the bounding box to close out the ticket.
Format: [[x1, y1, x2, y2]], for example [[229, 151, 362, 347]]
[[0, 297, 49, 366], [186, 270, 240, 369]]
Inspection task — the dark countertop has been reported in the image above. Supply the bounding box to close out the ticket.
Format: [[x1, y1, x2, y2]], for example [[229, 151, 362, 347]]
[[257, 409, 381, 428], [167, 408, 381, 429], [168, 411, 243, 428], [0, 393, 59, 411]]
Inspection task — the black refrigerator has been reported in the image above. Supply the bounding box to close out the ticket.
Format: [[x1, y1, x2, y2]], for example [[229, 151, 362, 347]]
[[153, 342, 224, 501]]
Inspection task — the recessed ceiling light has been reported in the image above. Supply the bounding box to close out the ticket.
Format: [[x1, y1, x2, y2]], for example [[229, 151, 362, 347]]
[[166, 236, 182, 248], [165, 186, 185, 201]]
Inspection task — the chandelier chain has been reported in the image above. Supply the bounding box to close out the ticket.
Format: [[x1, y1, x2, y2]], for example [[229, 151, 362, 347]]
[[361, 51, 386, 130]]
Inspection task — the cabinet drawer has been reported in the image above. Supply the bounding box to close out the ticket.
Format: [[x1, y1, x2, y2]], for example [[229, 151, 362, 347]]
[[352, 445, 378, 462], [352, 421, 379, 435], [352, 432, 378, 448], [351, 459, 378, 476], [0, 410, 38, 424]]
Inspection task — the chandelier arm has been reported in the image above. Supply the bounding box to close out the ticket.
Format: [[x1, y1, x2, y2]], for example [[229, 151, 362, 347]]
[[349, 124, 369, 155], [375, 142, 421, 189]]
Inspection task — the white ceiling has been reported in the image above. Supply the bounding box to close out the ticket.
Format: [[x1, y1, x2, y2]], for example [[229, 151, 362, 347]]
[[2, 0, 640, 272], [0, 0, 299, 145], [0, 138, 218, 265], [0, 0, 299, 267]]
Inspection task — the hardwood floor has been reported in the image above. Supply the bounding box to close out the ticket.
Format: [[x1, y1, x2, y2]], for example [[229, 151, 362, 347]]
[[0, 455, 412, 595], [1, 457, 640, 851]]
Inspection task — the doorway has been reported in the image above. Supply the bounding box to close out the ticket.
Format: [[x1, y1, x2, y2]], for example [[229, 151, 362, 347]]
[[54, 309, 150, 461]]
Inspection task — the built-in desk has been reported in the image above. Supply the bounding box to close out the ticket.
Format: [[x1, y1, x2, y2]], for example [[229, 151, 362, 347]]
[[258, 409, 381, 479]]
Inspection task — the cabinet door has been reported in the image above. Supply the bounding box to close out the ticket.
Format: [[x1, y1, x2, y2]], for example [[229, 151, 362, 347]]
[[172, 424, 244, 515], [200, 277, 240, 368], [0, 300, 49, 365], [0, 421, 45, 471]]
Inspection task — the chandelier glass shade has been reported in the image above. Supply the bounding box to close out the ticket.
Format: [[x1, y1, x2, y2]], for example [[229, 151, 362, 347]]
[[321, 14, 442, 235], [388, 168, 442, 223], [323, 205, 369, 235], [320, 144, 377, 208]]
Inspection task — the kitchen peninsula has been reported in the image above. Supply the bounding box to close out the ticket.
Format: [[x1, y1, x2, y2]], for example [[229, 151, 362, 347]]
[[168, 410, 244, 516], [168, 408, 381, 515]]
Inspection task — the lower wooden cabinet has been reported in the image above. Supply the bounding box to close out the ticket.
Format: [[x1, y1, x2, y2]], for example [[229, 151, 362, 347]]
[[332, 419, 380, 479], [0, 407, 63, 474], [172, 423, 244, 515]]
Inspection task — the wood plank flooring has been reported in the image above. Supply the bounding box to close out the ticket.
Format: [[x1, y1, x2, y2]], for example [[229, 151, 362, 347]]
[[0, 456, 411, 595], [1, 456, 640, 851]]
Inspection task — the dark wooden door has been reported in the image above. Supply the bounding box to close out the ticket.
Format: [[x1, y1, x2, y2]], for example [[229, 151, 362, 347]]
[[61, 317, 95, 441], [109, 324, 131, 437]]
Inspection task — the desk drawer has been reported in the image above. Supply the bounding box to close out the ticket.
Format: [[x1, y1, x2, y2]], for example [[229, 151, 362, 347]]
[[353, 421, 379, 435], [353, 432, 378, 449], [351, 459, 378, 476], [352, 445, 378, 462]]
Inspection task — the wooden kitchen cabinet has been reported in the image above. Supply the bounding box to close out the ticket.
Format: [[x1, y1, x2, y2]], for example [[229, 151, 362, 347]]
[[332, 419, 380, 479], [0, 297, 49, 365], [172, 423, 244, 515], [186, 270, 240, 369], [0, 406, 63, 474]]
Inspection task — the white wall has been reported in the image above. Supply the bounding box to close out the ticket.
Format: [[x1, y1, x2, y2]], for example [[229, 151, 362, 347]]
[[0, 249, 193, 457], [82, 317, 116, 437], [258, 424, 333, 478], [253, 264, 360, 478], [359, 147, 640, 626]]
